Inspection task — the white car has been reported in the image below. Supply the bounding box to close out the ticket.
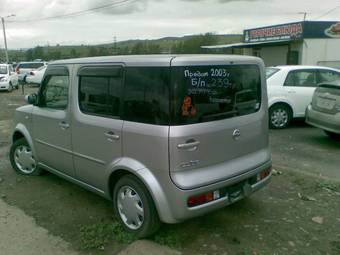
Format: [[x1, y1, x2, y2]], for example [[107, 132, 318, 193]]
[[25, 66, 47, 85], [16, 61, 47, 83], [266, 65, 340, 129], [0, 64, 19, 92]]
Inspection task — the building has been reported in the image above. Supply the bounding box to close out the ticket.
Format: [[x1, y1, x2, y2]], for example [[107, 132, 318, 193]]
[[202, 21, 340, 68]]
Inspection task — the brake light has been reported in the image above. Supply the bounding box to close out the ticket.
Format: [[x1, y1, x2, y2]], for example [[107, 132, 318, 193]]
[[16, 67, 20, 74], [188, 192, 214, 207], [256, 167, 272, 182]]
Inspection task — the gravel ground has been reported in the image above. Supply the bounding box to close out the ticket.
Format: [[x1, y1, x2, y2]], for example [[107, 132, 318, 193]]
[[0, 87, 339, 255]]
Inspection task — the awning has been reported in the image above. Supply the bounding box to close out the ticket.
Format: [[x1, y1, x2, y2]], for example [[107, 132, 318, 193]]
[[202, 39, 297, 49]]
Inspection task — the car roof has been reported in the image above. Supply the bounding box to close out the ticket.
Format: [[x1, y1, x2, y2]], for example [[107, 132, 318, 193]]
[[267, 65, 340, 72], [50, 54, 263, 66]]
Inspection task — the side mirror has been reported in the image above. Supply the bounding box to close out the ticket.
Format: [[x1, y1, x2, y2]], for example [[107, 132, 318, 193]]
[[25, 93, 38, 105]]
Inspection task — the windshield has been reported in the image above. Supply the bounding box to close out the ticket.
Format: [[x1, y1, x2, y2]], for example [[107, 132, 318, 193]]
[[266, 67, 280, 79], [0, 66, 8, 74], [171, 65, 261, 125]]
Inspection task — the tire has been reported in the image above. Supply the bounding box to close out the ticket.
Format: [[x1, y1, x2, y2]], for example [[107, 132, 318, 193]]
[[269, 104, 292, 129], [10, 138, 43, 176], [324, 130, 340, 140], [113, 175, 160, 238], [7, 83, 13, 92]]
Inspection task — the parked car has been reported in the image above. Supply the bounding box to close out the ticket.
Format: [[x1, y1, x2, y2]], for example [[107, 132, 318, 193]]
[[16, 61, 47, 83], [25, 65, 47, 85], [306, 80, 340, 139], [266, 65, 340, 129], [10, 55, 272, 237], [0, 63, 19, 92]]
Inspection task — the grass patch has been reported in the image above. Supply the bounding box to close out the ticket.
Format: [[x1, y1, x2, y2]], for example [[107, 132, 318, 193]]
[[79, 221, 136, 250], [318, 181, 340, 192]]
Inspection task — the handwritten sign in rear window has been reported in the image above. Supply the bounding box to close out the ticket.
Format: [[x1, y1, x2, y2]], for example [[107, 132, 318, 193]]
[[171, 65, 262, 125]]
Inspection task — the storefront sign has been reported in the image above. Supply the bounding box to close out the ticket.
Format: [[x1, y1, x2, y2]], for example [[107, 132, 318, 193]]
[[244, 21, 340, 43], [244, 22, 303, 43]]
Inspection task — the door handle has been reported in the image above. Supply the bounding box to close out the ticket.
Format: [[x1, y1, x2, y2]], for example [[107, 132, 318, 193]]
[[58, 121, 70, 130], [288, 90, 296, 94], [105, 131, 120, 141], [177, 140, 200, 151]]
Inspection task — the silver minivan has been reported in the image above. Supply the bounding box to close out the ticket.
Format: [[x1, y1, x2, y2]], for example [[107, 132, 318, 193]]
[[10, 55, 272, 237]]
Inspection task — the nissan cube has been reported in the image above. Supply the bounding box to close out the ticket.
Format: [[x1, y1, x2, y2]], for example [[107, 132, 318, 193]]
[[10, 55, 272, 237]]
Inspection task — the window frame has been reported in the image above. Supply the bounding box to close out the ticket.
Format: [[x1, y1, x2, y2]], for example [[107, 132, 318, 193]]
[[37, 66, 70, 110], [283, 69, 319, 88], [77, 65, 124, 120]]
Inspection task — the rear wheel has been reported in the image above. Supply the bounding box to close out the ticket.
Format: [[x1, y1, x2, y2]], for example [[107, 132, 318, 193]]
[[269, 104, 292, 129], [324, 131, 340, 140], [10, 138, 43, 176], [113, 175, 160, 238]]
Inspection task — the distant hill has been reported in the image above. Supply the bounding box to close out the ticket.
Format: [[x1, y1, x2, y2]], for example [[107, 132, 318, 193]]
[[4, 33, 243, 62]]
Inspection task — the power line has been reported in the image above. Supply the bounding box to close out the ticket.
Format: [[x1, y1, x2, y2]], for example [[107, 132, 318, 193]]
[[313, 5, 340, 20], [8, 0, 136, 23]]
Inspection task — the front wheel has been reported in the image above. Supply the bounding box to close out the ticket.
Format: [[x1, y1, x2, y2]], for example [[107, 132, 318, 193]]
[[113, 175, 160, 238], [269, 104, 292, 129], [10, 138, 43, 176], [7, 83, 13, 92]]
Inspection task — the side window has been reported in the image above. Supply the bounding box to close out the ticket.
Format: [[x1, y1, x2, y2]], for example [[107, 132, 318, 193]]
[[40, 74, 69, 110], [124, 67, 170, 125], [318, 70, 340, 83], [78, 67, 122, 118], [284, 70, 318, 87]]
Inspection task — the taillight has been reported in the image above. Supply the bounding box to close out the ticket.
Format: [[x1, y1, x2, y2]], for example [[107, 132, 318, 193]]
[[188, 192, 214, 207], [256, 167, 272, 182], [16, 67, 20, 74]]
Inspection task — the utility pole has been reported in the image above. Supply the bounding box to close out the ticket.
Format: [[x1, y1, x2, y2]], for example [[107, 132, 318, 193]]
[[1, 14, 15, 63], [298, 12, 309, 21], [113, 35, 117, 55]]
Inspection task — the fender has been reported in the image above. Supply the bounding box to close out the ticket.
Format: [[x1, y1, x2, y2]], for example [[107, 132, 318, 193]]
[[106, 157, 176, 223], [12, 123, 39, 161]]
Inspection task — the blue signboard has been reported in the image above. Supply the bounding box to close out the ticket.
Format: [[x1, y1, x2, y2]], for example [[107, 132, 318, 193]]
[[244, 21, 340, 43]]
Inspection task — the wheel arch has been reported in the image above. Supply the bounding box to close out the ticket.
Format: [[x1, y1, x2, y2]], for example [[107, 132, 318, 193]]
[[269, 101, 294, 117], [106, 161, 176, 224], [12, 124, 37, 159]]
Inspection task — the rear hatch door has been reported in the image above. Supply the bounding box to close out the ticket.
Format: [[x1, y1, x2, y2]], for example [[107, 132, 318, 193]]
[[169, 56, 270, 189]]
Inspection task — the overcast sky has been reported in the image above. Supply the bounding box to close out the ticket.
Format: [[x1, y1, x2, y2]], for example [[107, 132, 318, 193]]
[[0, 0, 339, 49]]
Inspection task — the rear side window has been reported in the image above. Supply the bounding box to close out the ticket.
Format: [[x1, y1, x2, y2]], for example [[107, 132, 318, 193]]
[[171, 65, 261, 125], [124, 67, 170, 125], [284, 70, 318, 87], [78, 66, 122, 118]]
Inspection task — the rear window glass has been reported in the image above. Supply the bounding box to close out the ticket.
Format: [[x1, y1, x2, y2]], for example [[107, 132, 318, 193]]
[[19, 63, 44, 69], [171, 65, 261, 125], [266, 67, 280, 79]]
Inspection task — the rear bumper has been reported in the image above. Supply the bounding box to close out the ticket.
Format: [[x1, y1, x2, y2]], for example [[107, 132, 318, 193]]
[[305, 104, 340, 134], [160, 160, 272, 223]]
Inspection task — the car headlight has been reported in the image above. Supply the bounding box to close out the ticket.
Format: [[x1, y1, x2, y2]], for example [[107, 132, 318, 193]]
[[0, 77, 8, 82]]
